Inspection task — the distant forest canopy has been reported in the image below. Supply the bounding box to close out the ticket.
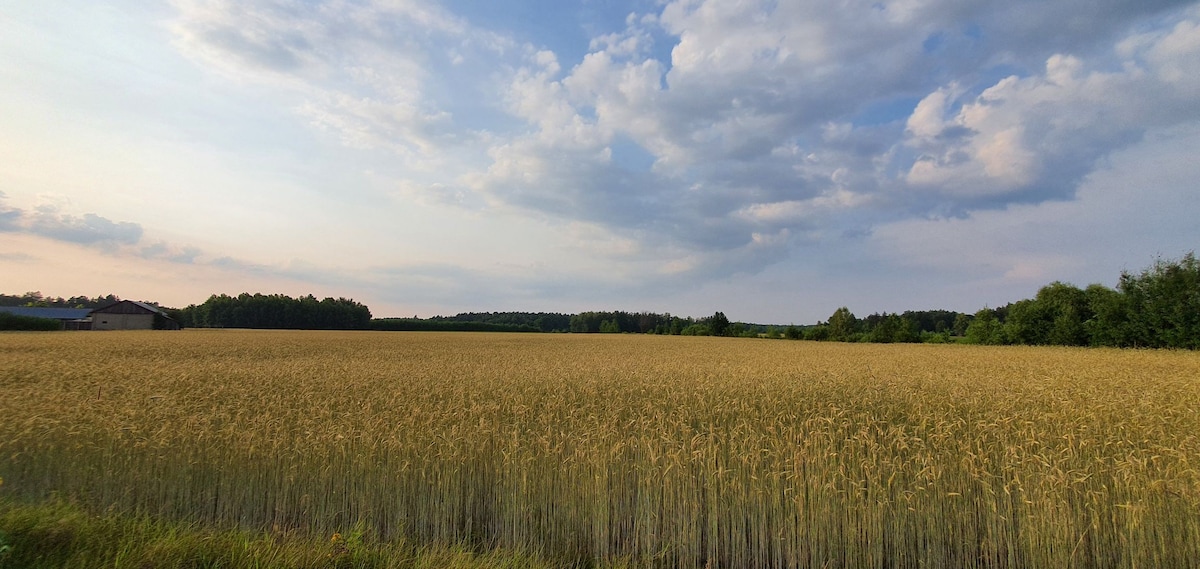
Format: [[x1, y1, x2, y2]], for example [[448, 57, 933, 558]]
[[954, 252, 1200, 350], [0, 292, 125, 309], [370, 312, 571, 333], [174, 293, 372, 330], [4, 252, 1196, 348]]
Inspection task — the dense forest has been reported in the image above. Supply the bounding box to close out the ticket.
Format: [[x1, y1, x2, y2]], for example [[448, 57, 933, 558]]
[[3, 253, 1197, 348], [956, 252, 1200, 349], [437, 312, 572, 332], [797, 252, 1200, 349], [174, 293, 373, 330], [368, 317, 543, 333]]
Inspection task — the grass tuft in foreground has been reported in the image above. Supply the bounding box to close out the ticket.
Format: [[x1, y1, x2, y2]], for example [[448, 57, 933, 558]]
[[0, 498, 565, 569]]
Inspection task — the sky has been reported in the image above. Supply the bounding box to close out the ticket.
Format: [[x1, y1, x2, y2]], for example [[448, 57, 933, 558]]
[[1, 1, 1199, 323]]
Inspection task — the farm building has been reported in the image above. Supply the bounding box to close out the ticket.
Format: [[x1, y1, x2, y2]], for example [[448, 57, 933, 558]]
[[0, 306, 93, 330], [90, 301, 180, 330]]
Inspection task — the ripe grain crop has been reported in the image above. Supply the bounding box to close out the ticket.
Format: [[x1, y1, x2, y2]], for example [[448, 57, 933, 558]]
[[2, 330, 1199, 568]]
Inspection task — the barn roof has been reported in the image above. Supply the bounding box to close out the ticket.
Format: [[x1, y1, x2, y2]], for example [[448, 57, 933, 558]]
[[130, 300, 170, 315], [0, 306, 93, 320], [91, 300, 172, 316]]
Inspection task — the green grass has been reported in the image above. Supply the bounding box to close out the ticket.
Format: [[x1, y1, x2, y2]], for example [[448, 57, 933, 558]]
[[0, 498, 568, 569]]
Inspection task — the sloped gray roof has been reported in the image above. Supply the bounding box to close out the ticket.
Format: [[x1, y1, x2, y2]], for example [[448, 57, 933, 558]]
[[0, 306, 92, 320], [91, 300, 174, 318], [94, 300, 149, 314], [130, 300, 170, 316]]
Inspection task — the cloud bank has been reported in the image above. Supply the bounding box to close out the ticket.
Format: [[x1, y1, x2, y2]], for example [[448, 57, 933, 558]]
[[169, 1, 1198, 274], [0, 196, 143, 248]]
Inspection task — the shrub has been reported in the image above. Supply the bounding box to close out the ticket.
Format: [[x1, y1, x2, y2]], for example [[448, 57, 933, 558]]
[[0, 313, 61, 331]]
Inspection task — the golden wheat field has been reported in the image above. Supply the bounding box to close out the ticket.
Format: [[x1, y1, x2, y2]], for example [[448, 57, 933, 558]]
[[2, 330, 1199, 568]]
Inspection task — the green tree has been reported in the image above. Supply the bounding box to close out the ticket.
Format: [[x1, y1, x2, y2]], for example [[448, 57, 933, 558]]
[[727, 322, 746, 337], [952, 313, 971, 337], [1119, 252, 1200, 349], [866, 313, 897, 343], [669, 318, 686, 335], [893, 314, 919, 343], [178, 293, 371, 330], [804, 325, 830, 341], [1084, 284, 1128, 347], [680, 323, 709, 336], [1001, 282, 1091, 346], [866, 313, 918, 343], [827, 307, 858, 342], [1003, 299, 1046, 345], [920, 330, 952, 343], [707, 311, 730, 336], [964, 308, 1004, 345], [570, 312, 608, 333], [1040, 282, 1090, 346]]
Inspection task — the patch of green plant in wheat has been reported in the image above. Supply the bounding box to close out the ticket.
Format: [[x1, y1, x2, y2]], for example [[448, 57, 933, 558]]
[[0, 498, 567, 569]]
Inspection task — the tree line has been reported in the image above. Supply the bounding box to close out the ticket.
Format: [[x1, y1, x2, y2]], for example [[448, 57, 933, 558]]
[[0, 292, 122, 309], [795, 308, 964, 344], [5, 252, 1197, 347], [175, 293, 372, 330], [801, 252, 1200, 349], [368, 312, 573, 332], [958, 253, 1200, 349], [567, 310, 777, 336]]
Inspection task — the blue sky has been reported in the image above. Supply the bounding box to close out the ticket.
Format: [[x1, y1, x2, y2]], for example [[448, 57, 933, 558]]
[[2, 0, 1199, 323]]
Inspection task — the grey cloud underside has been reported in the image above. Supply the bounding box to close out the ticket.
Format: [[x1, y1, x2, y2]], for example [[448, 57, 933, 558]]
[[0, 208, 21, 233], [0, 196, 568, 304], [0, 198, 144, 247], [34, 213, 143, 246], [1, 196, 211, 265], [181, 1, 459, 75], [954, 0, 1194, 59], [487, 154, 794, 252]]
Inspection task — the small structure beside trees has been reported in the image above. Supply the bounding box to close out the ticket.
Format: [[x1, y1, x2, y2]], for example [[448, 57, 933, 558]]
[[0, 300, 180, 330], [91, 300, 181, 330]]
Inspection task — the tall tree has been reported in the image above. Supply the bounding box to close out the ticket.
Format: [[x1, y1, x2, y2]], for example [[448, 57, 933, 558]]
[[827, 307, 858, 342], [952, 313, 972, 337], [965, 308, 1004, 345], [708, 311, 731, 336], [1084, 284, 1128, 347], [1119, 252, 1200, 349]]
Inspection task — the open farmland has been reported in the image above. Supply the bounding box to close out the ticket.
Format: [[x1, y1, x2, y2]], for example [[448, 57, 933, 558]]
[[2, 331, 1200, 568]]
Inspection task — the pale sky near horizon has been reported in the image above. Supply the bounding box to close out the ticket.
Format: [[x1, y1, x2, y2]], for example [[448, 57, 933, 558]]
[[2, 1, 1198, 323]]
